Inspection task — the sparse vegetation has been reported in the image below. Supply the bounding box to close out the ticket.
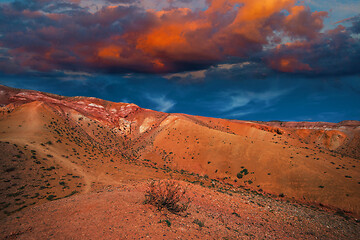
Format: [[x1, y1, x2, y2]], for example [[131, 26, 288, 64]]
[[1, 87, 360, 237]]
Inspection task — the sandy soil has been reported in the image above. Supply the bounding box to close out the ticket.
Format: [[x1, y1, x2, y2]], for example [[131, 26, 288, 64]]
[[1, 180, 360, 240]]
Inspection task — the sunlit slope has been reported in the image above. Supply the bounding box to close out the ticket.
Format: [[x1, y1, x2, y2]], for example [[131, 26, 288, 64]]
[[139, 114, 360, 215], [0, 102, 88, 218], [0, 101, 164, 218], [264, 120, 360, 159], [1, 85, 359, 217]]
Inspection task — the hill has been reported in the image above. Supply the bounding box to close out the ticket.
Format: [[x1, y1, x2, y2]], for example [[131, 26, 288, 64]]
[[0, 85, 359, 239]]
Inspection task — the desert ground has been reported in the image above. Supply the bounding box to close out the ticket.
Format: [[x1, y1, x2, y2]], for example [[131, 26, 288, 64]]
[[0, 85, 359, 239]]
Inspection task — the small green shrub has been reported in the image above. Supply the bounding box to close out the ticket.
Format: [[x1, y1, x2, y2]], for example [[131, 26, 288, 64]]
[[232, 212, 240, 218], [5, 167, 16, 173], [236, 168, 249, 179], [46, 195, 56, 201], [159, 219, 171, 227], [193, 219, 204, 227]]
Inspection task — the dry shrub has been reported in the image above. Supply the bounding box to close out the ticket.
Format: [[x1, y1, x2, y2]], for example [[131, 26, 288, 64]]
[[145, 180, 190, 213]]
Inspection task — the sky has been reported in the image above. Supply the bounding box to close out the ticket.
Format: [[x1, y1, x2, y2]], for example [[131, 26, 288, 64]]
[[0, 0, 359, 122]]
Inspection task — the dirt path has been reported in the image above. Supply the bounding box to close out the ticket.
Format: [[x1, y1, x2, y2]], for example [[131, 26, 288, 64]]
[[40, 146, 93, 193]]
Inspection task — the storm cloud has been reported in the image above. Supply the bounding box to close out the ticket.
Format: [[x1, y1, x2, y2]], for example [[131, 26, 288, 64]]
[[1, 0, 358, 77]]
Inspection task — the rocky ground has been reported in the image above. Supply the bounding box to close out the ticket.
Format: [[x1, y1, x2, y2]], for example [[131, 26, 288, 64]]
[[1, 180, 359, 239]]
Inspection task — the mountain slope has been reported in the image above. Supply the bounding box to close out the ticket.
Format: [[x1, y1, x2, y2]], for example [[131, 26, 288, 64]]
[[0, 85, 359, 222]]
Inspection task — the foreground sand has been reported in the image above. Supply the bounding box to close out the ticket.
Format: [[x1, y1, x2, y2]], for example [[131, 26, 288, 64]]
[[1, 180, 360, 239]]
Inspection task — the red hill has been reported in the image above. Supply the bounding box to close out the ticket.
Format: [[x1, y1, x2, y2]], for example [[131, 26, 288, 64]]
[[0, 85, 359, 239]]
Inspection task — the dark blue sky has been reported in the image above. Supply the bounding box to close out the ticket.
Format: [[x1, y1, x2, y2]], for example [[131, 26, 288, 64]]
[[0, 0, 359, 122]]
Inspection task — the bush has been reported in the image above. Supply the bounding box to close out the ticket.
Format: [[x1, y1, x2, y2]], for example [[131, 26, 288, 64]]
[[159, 219, 171, 227], [46, 195, 56, 201], [236, 168, 249, 179], [5, 167, 16, 172], [145, 180, 190, 213], [193, 219, 204, 227]]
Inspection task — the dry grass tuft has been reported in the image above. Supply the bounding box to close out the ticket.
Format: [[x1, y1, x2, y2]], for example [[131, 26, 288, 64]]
[[145, 180, 190, 213]]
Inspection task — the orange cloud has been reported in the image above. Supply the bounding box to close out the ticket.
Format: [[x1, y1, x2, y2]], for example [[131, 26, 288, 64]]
[[98, 45, 122, 59], [0, 0, 330, 74], [269, 57, 312, 73], [284, 5, 328, 39], [133, 1, 302, 71], [233, 0, 295, 22]]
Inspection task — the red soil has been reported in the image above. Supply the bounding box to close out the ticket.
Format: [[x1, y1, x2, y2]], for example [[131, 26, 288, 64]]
[[1, 181, 359, 239], [0, 85, 359, 238]]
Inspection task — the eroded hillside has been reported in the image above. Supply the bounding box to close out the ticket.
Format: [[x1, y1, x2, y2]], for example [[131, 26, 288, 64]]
[[0, 85, 359, 221]]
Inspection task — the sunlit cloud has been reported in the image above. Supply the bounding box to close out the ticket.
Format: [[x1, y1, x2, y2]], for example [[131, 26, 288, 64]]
[[0, 0, 358, 79], [216, 62, 251, 70], [164, 70, 206, 81], [304, 0, 360, 24], [0, 0, 330, 75]]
